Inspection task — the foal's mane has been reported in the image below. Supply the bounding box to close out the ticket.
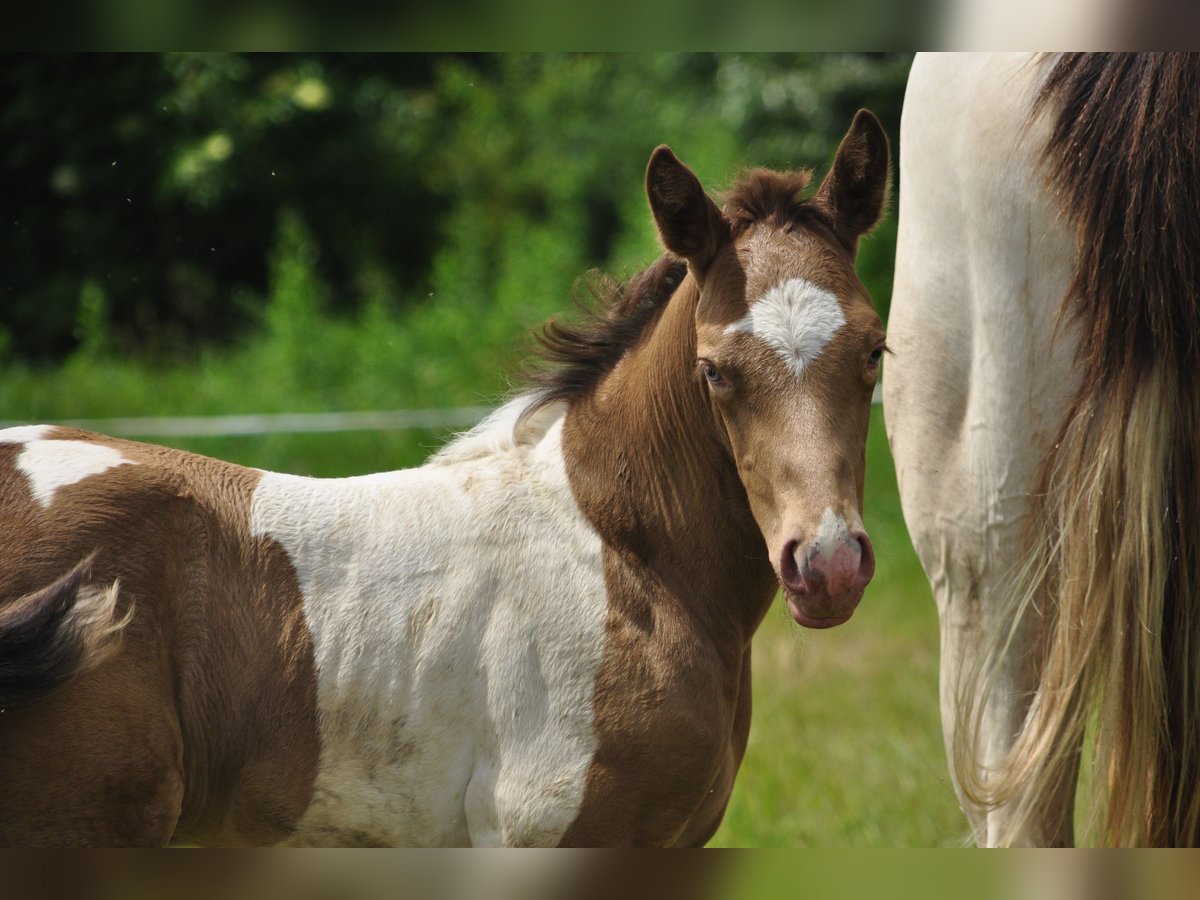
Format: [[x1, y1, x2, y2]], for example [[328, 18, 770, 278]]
[[524, 254, 688, 414], [524, 167, 818, 414]]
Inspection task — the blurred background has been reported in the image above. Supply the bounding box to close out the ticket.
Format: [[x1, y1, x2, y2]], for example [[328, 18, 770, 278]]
[[0, 52, 965, 846]]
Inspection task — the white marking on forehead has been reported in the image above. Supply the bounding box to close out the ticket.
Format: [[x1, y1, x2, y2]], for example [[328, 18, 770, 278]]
[[16, 440, 134, 507], [725, 277, 846, 378], [0, 424, 53, 444]]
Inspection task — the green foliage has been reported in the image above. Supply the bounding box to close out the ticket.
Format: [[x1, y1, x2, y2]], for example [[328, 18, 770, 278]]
[[74, 279, 113, 360], [1, 53, 909, 361]]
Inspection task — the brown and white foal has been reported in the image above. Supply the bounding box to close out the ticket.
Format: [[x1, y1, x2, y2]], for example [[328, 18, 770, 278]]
[[0, 110, 889, 847]]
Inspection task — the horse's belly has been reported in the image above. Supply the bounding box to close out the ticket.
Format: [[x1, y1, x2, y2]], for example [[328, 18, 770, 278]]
[[285, 696, 603, 847], [285, 732, 476, 846]]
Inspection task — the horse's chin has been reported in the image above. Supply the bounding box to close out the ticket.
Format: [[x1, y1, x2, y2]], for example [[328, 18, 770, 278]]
[[784, 589, 857, 629]]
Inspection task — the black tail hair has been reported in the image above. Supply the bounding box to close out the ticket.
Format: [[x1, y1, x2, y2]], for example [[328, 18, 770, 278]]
[[0, 555, 123, 708]]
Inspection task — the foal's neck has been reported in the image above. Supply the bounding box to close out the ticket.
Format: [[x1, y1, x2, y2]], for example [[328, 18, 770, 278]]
[[561, 277, 777, 649]]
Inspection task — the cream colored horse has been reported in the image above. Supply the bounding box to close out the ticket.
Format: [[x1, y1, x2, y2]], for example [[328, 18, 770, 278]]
[[887, 52, 1200, 846]]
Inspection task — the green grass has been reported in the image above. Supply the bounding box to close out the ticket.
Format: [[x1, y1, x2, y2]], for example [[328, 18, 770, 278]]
[[710, 407, 966, 846]]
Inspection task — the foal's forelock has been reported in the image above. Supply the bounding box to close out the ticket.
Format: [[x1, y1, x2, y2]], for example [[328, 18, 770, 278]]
[[723, 168, 817, 239]]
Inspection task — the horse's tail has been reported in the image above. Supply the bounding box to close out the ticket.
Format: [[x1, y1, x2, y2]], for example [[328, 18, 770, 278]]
[[962, 53, 1200, 846], [0, 555, 131, 708]]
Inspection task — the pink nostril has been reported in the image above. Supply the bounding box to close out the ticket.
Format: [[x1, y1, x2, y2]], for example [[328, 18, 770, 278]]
[[780, 530, 875, 599], [780, 537, 805, 591]]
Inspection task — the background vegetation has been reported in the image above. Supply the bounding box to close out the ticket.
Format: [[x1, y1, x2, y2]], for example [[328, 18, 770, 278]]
[[1, 52, 966, 845]]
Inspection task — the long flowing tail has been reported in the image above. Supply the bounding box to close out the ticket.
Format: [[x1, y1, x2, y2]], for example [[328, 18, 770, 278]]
[[958, 53, 1200, 846], [0, 555, 130, 708]]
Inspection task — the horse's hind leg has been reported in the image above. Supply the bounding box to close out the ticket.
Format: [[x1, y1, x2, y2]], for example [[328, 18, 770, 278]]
[[933, 563, 1079, 846], [0, 666, 184, 846], [887, 52, 1084, 846]]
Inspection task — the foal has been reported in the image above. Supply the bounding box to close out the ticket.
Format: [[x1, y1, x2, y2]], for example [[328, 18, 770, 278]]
[[0, 110, 889, 846]]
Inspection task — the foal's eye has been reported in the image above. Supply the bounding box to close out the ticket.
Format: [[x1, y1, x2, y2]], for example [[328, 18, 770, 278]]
[[700, 361, 724, 385], [867, 346, 885, 368]]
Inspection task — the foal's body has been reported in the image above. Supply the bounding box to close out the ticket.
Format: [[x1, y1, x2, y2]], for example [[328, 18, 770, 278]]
[[0, 113, 890, 846]]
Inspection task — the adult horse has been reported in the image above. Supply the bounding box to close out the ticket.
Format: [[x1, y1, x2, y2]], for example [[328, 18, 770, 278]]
[[886, 53, 1200, 846], [0, 111, 890, 846]]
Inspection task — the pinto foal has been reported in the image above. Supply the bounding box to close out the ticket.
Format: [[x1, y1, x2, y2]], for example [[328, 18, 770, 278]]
[[0, 111, 889, 846]]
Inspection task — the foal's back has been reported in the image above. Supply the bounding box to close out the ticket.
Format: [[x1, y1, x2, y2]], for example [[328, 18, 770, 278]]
[[0, 414, 611, 846], [0, 425, 322, 845]]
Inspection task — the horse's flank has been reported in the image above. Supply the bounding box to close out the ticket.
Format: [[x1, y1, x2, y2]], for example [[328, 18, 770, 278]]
[[0, 429, 321, 845]]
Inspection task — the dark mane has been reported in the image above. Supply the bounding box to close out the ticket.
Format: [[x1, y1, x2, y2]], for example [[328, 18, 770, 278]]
[[523, 254, 687, 411], [522, 168, 825, 414], [723, 168, 819, 238]]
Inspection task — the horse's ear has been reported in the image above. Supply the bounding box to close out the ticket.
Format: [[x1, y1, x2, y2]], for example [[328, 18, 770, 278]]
[[814, 109, 891, 255], [646, 146, 729, 279]]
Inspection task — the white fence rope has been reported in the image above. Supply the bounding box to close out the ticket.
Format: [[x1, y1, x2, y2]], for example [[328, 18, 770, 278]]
[[4, 386, 882, 439], [0, 407, 495, 438]]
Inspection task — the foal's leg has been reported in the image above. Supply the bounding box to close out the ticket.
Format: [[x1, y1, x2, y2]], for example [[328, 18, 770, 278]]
[[0, 661, 184, 846]]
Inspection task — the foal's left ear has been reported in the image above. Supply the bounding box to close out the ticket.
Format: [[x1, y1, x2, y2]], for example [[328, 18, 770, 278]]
[[646, 146, 730, 280], [814, 109, 891, 256]]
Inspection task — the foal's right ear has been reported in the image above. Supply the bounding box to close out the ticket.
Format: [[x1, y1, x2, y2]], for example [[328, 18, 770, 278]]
[[646, 146, 729, 280]]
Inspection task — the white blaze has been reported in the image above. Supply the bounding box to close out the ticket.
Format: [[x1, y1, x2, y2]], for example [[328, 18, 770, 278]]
[[726, 277, 845, 377], [811, 507, 852, 562], [16, 439, 134, 507]]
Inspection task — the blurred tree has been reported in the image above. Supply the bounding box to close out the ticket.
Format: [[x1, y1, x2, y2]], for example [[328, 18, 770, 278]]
[[0, 53, 910, 363]]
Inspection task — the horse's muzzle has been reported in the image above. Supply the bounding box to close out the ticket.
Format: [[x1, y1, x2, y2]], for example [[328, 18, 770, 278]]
[[779, 530, 875, 628]]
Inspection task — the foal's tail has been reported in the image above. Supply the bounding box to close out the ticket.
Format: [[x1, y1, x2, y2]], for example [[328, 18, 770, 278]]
[[0, 555, 131, 708], [960, 53, 1200, 846]]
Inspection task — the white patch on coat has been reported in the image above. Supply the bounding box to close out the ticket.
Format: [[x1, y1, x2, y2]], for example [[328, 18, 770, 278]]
[[252, 401, 609, 847], [0, 424, 53, 444], [726, 277, 846, 378], [16, 440, 134, 508]]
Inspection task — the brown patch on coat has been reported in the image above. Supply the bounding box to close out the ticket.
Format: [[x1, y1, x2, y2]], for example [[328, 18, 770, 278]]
[[0, 428, 319, 846], [556, 283, 776, 845], [557, 118, 888, 845]]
